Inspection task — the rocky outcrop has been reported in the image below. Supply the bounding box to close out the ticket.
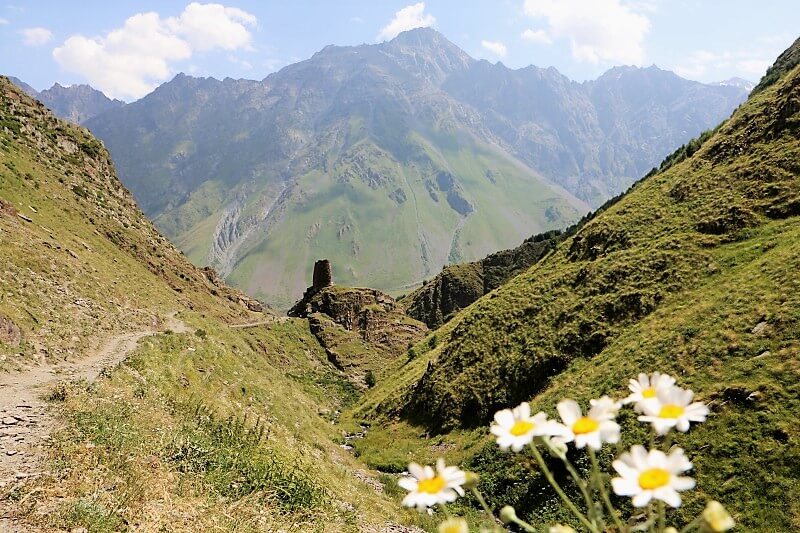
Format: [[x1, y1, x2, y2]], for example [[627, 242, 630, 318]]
[[404, 229, 564, 328], [290, 263, 427, 386], [299, 287, 427, 387], [201, 267, 265, 312]]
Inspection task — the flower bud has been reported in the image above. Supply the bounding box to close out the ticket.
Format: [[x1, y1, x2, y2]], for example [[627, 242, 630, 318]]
[[544, 436, 568, 459], [664, 528, 678, 533], [499, 505, 517, 524], [703, 501, 735, 532], [462, 471, 480, 490], [437, 517, 468, 533], [549, 525, 576, 533]]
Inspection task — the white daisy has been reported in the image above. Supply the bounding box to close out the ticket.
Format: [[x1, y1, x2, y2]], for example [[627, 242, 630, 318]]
[[555, 396, 620, 450], [623, 372, 677, 412], [611, 445, 695, 507], [638, 387, 709, 435], [399, 458, 467, 510], [490, 402, 567, 452]]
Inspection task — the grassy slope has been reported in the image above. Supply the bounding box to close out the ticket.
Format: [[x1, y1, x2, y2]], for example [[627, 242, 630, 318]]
[[0, 78, 417, 531], [0, 78, 253, 370], [348, 53, 800, 530]]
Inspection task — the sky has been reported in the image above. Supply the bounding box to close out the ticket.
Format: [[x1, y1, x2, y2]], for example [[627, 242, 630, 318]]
[[1, 1, 798, 101]]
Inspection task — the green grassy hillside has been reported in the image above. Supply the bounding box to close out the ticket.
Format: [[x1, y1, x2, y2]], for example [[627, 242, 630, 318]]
[[0, 77, 420, 531], [348, 39, 800, 531]]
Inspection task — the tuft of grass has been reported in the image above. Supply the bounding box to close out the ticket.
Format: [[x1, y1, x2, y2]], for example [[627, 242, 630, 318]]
[[166, 401, 324, 511]]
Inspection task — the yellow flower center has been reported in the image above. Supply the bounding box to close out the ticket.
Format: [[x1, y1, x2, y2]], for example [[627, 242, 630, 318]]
[[659, 404, 685, 418], [417, 476, 446, 494], [572, 417, 599, 434], [638, 468, 671, 490], [642, 387, 657, 398], [510, 419, 536, 436]]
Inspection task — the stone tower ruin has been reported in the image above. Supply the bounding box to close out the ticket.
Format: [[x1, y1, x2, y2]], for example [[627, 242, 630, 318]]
[[312, 259, 333, 291]]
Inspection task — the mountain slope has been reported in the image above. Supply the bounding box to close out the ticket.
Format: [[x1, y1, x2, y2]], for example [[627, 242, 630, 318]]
[[0, 77, 418, 531], [8, 76, 38, 98], [85, 28, 746, 309], [350, 38, 800, 531]]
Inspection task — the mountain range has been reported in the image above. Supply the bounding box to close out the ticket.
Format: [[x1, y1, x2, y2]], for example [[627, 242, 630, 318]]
[[11, 29, 750, 308]]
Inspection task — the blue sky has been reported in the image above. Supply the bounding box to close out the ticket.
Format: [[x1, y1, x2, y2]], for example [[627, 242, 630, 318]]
[[1, 1, 798, 101]]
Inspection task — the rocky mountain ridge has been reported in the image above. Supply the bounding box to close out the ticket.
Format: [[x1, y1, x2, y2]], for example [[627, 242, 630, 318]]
[[7, 77, 125, 124]]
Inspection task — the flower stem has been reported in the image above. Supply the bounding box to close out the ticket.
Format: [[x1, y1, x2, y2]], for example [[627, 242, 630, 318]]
[[678, 515, 703, 533], [562, 452, 600, 527], [658, 500, 666, 532], [588, 447, 625, 532], [470, 487, 496, 523], [662, 431, 674, 453], [530, 442, 599, 533], [510, 516, 539, 533]]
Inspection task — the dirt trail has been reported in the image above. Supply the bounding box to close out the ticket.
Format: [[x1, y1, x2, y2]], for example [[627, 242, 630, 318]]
[[0, 313, 187, 530]]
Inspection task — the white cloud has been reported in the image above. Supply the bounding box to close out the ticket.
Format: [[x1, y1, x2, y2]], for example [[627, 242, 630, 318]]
[[167, 2, 256, 51], [674, 49, 771, 81], [52, 2, 256, 101], [736, 58, 771, 77], [20, 26, 53, 46], [523, 0, 650, 65], [520, 28, 552, 44], [376, 2, 435, 41], [0, 18, 8, 25], [481, 40, 508, 58]]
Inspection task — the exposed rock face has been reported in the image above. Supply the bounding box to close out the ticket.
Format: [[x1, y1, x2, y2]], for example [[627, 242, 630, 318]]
[[200, 266, 265, 312], [312, 259, 333, 290], [292, 286, 394, 327], [0, 314, 21, 347], [404, 229, 564, 328]]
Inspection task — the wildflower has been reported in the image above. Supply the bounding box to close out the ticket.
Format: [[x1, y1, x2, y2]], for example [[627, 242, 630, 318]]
[[555, 397, 620, 450], [462, 471, 480, 490], [543, 436, 568, 459], [490, 402, 566, 451], [549, 525, 576, 533], [623, 372, 677, 412], [399, 458, 467, 510], [611, 445, 695, 507], [638, 387, 709, 435], [437, 517, 469, 533], [703, 501, 735, 531], [499, 505, 518, 524]]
